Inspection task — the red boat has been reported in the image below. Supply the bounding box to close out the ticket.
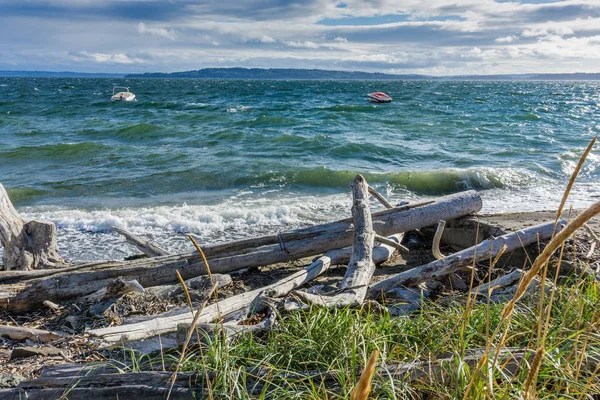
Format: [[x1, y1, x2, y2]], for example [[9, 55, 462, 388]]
[[368, 92, 392, 103]]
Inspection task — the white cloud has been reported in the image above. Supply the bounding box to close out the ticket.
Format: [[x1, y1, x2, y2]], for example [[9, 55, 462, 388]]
[[260, 35, 276, 43], [138, 22, 176, 41], [70, 51, 142, 64], [496, 35, 518, 43], [283, 40, 320, 48]]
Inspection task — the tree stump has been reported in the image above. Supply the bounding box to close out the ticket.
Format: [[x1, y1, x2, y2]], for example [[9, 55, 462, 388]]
[[0, 184, 65, 271]]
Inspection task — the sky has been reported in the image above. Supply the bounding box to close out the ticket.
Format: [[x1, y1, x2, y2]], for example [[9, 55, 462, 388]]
[[1, 0, 599, 75]]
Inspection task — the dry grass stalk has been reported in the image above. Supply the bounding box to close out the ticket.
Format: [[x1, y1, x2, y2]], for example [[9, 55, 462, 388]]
[[463, 137, 599, 398], [350, 349, 379, 400], [166, 237, 220, 400]]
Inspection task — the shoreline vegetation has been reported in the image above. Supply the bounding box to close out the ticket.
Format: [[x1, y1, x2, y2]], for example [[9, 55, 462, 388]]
[[1, 68, 600, 80], [0, 124, 598, 399]]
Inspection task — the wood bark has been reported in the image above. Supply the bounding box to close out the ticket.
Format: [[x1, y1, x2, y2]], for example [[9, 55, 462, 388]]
[[0, 184, 65, 271], [88, 234, 403, 348], [284, 174, 376, 309], [1, 191, 482, 312], [0, 324, 65, 343], [111, 226, 169, 257], [0, 348, 529, 399], [369, 219, 565, 296], [470, 269, 523, 296]]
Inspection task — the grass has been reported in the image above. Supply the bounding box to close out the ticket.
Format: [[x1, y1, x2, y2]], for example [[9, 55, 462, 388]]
[[120, 271, 598, 399]]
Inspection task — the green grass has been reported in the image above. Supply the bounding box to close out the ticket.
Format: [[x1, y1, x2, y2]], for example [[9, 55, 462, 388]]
[[122, 273, 598, 399]]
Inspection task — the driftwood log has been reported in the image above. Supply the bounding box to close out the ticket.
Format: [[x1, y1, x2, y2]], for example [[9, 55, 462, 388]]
[[283, 174, 377, 309], [0, 184, 65, 271], [88, 232, 404, 348], [1, 190, 482, 312], [111, 226, 169, 257], [369, 219, 565, 296], [0, 347, 530, 399], [0, 324, 65, 343]]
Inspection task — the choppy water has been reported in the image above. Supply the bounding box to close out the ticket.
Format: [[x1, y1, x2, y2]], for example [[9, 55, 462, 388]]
[[1, 78, 599, 261]]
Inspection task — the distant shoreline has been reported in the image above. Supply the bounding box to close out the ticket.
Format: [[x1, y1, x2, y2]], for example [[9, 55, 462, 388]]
[[1, 68, 599, 80]]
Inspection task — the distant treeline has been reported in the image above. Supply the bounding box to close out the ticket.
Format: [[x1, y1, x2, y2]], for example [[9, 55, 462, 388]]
[[1, 68, 599, 80], [125, 68, 600, 81]]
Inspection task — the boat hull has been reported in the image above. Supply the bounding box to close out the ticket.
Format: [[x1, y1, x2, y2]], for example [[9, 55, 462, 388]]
[[367, 92, 392, 103], [111, 92, 136, 102]]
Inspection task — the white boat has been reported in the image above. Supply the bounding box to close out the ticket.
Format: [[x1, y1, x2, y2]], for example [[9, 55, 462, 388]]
[[111, 86, 136, 102]]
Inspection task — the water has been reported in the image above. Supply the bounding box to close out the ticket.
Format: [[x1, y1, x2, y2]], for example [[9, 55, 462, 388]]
[[1, 78, 599, 261]]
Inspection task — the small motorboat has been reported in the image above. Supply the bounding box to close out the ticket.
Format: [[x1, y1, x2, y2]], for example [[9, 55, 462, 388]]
[[111, 86, 136, 102], [368, 92, 392, 103]]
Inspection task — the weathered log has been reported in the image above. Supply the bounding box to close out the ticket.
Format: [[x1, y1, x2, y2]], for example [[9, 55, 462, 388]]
[[0, 348, 530, 399], [375, 234, 408, 253], [0, 324, 65, 343], [144, 273, 232, 300], [88, 234, 403, 348], [81, 277, 145, 302], [111, 226, 169, 257], [1, 190, 482, 312], [432, 220, 447, 260], [176, 308, 277, 346], [470, 269, 523, 296], [0, 184, 65, 271], [368, 186, 394, 209], [283, 174, 376, 309], [369, 220, 565, 295]]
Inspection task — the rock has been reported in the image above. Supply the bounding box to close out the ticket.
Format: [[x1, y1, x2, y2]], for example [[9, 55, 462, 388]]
[[10, 346, 70, 360], [0, 373, 25, 388]]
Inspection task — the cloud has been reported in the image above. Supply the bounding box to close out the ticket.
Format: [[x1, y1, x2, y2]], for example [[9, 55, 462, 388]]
[[138, 22, 176, 40], [283, 40, 321, 48], [1, 0, 600, 74], [496, 35, 518, 43], [260, 35, 276, 43], [69, 51, 142, 64]]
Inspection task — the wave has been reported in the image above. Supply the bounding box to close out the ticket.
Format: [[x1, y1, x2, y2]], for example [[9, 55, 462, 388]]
[[512, 113, 541, 121], [18, 194, 350, 261], [0, 141, 112, 160], [237, 166, 535, 193], [318, 104, 380, 113]]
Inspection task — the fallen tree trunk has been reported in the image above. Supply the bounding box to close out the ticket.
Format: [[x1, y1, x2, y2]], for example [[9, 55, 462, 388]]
[[0, 324, 65, 343], [283, 174, 376, 309], [111, 226, 169, 257], [1, 347, 529, 399], [0, 184, 65, 271], [369, 219, 565, 296], [88, 234, 403, 348], [1, 191, 481, 312]]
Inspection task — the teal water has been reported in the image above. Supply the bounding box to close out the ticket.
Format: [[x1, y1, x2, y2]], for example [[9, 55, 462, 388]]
[[1, 78, 599, 261]]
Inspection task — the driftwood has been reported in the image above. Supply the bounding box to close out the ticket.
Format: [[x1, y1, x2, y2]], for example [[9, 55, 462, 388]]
[[176, 309, 277, 346], [0, 184, 65, 271], [88, 232, 404, 348], [0, 324, 65, 343], [1, 190, 482, 312], [283, 174, 376, 309], [432, 220, 447, 260], [111, 226, 169, 257], [81, 277, 145, 302], [369, 220, 565, 296], [42, 300, 60, 311], [0, 347, 530, 399], [470, 269, 523, 296], [144, 273, 232, 300]]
